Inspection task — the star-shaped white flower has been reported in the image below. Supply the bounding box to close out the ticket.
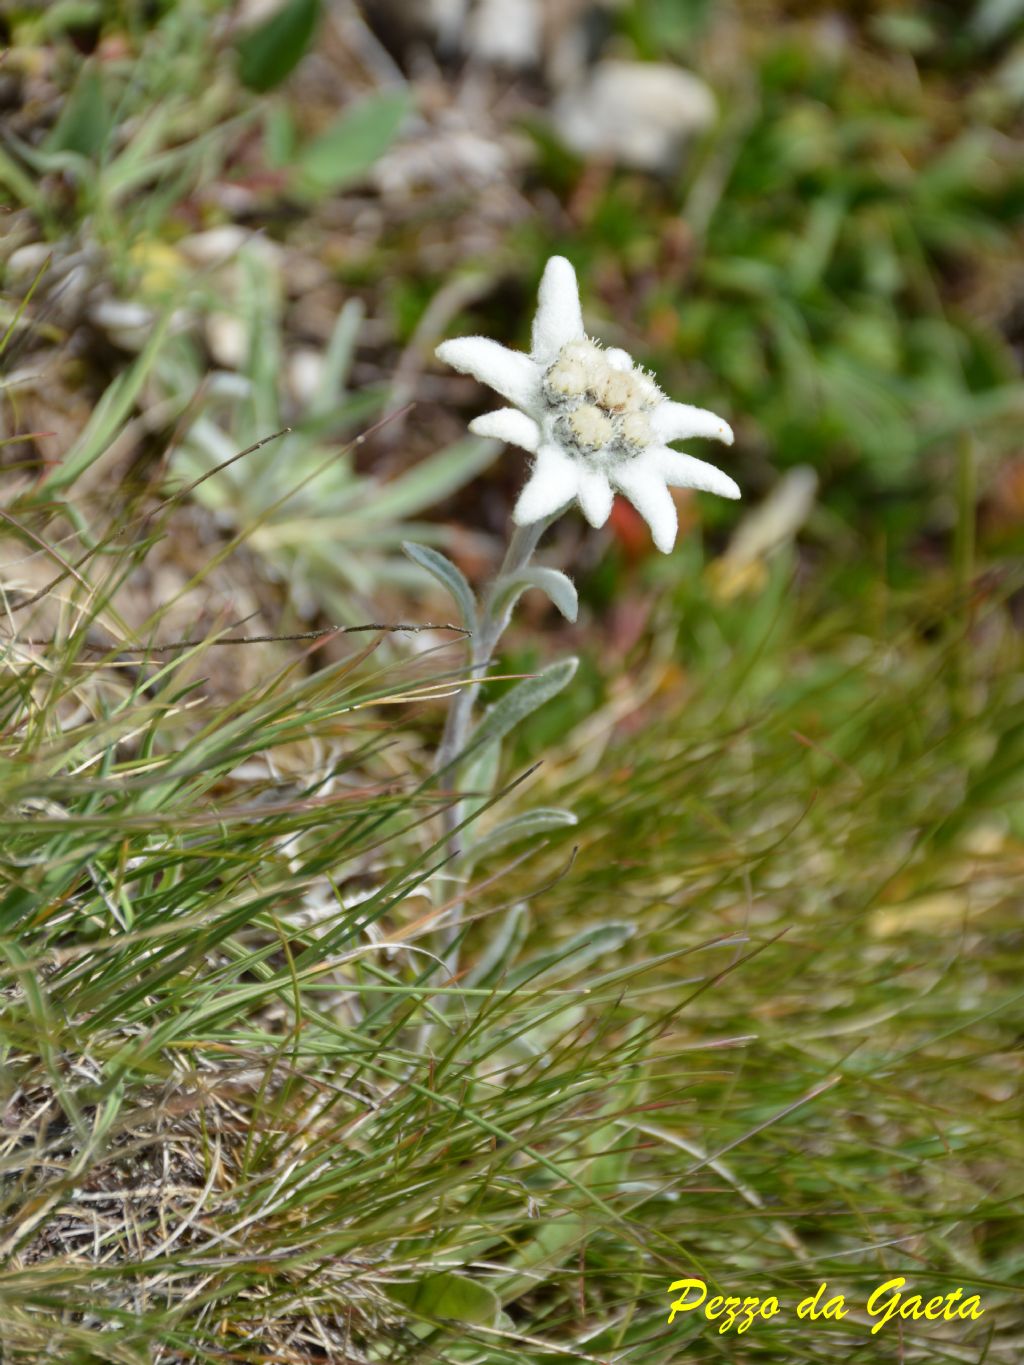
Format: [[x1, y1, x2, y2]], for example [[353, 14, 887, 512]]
[[435, 256, 739, 553]]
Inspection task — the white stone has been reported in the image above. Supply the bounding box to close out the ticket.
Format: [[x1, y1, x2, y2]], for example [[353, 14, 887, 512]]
[[552, 60, 717, 173], [206, 312, 248, 370], [288, 348, 325, 406], [466, 0, 541, 66], [88, 298, 155, 351], [178, 226, 249, 267], [6, 243, 52, 282]]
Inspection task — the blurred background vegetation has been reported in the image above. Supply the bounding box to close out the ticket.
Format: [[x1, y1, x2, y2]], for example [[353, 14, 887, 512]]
[[4, 0, 1023, 579], [1, 0, 1023, 1361]]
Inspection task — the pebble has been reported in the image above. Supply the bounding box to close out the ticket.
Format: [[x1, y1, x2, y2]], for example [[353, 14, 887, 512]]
[[552, 59, 717, 173]]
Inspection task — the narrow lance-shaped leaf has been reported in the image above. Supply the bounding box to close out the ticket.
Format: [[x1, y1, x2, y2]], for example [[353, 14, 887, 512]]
[[504, 922, 635, 989], [46, 63, 112, 159], [495, 566, 579, 623], [39, 311, 173, 496], [387, 1270, 501, 1328], [457, 737, 502, 823], [462, 903, 529, 989], [457, 658, 578, 768], [463, 807, 577, 865], [1, 252, 49, 360], [403, 542, 478, 633], [0, 144, 43, 213], [311, 297, 364, 415], [264, 103, 297, 169]]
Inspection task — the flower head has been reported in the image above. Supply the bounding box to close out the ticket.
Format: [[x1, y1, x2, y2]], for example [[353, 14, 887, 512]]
[[436, 256, 739, 553]]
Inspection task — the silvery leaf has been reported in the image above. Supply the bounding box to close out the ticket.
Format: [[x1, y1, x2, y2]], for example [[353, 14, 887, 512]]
[[504, 922, 635, 989], [496, 567, 579, 623], [466, 658, 578, 757], [462, 903, 529, 988], [403, 541, 478, 632], [465, 808, 578, 865]]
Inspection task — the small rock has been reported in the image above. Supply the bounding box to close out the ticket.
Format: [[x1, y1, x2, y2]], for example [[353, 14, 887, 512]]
[[178, 226, 250, 268], [552, 59, 717, 173], [374, 122, 511, 194], [287, 348, 324, 406], [206, 312, 248, 370], [5, 243, 52, 283], [48, 262, 94, 321], [88, 298, 156, 351], [428, 0, 470, 52], [466, 0, 541, 66]]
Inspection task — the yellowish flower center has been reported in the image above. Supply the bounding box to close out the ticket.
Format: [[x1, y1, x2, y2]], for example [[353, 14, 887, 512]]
[[620, 410, 653, 449], [560, 338, 604, 366], [545, 358, 590, 398], [542, 337, 661, 461], [593, 368, 642, 411], [566, 404, 614, 451]]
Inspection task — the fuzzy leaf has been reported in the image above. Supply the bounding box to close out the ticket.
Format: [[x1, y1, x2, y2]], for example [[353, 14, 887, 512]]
[[465, 808, 577, 865], [497, 566, 579, 623], [465, 658, 578, 760], [458, 738, 502, 823], [311, 298, 364, 415], [403, 542, 478, 632], [463, 903, 529, 988], [505, 922, 635, 989]]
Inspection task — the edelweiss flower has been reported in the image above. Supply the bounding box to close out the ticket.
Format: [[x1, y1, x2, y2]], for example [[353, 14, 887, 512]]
[[436, 256, 739, 552]]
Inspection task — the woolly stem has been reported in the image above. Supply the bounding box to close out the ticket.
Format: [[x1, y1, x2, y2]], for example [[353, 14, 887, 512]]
[[433, 515, 554, 976]]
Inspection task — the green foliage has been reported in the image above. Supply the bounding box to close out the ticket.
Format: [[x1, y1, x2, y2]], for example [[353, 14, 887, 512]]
[[693, 62, 1020, 503], [387, 1271, 502, 1330], [972, 0, 1024, 42], [466, 658, 579, 762], [236, 0, 322, 93], [226, 78, 414, 220], [295, 90, 413, 199], [37, 312, 173, 496], [618, 0, 715, 58], [462, 806, 578, 866], [2, 1, 1023, 1360], [3, 495, 1020, 1359], [157, 251, 497, 621], [0, 9, 244, 248], [45, 62, 113, 159]]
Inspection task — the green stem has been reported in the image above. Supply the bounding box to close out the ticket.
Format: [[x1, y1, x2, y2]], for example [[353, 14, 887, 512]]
[[433, 516, 553, 974]]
